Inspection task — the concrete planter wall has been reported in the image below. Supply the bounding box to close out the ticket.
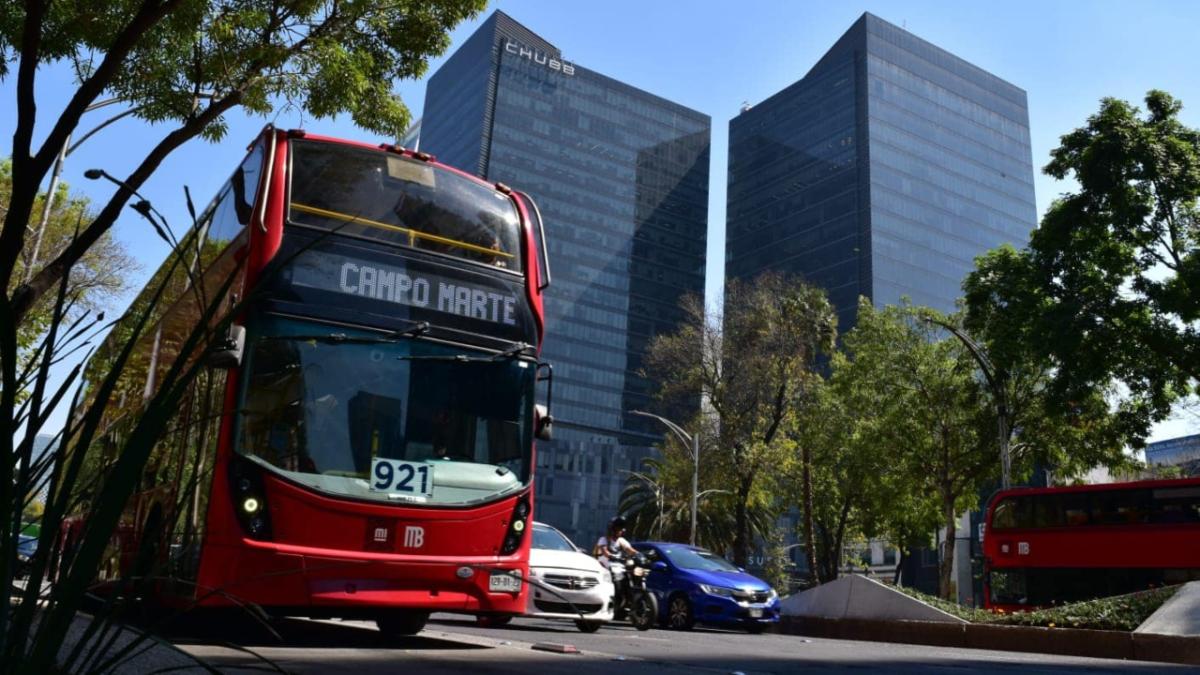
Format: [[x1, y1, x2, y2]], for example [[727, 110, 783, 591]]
[[779, 616, 1200, 666]]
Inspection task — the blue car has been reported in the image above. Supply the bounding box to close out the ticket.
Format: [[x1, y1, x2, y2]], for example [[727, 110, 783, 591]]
[[634, 542, 780, 633], [16, 534, 37, 578]]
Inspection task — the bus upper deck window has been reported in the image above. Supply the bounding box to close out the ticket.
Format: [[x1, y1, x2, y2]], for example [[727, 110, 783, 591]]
[[992, 498, 1017, 529]]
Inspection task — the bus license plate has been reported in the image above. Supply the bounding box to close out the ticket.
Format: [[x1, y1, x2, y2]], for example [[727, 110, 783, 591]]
[[370, 458, 433, 497], [748, 608, 763, 618], [489, 572, 522, 593]]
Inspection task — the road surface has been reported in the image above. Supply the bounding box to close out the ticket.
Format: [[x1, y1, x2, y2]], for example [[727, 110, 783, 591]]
[[170, 613, 1192, 674]]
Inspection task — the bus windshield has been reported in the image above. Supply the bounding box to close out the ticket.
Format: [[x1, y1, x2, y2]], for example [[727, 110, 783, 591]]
[[288, 140, 522, 272], [236, 316, 534, 505]]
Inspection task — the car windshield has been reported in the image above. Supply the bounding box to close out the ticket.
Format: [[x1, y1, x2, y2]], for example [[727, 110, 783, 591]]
[[236, 316, 534, 505], [531, 525, 577, 552], [289, 140, 522, 272], [661, 546, 741, 572]]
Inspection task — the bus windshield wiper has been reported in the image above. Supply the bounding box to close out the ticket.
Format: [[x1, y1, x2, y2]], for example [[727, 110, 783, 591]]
[[489, 342, 534, 361], [262, 320, 430, 345], [397, 342, 534, 363]]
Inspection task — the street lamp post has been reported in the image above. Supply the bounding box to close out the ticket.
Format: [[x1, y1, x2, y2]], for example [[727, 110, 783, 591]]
[[24, 98, 127, 282], [632, 410, 700, 546], [25, 93, 210, 281], [923, 317, 1011, 489]]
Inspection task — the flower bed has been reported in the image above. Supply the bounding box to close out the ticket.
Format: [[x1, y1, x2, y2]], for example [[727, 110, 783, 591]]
[[894, 585, 1179, 632]]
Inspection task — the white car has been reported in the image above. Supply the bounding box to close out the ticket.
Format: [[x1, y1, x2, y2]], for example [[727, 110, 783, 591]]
[[526, 521, 615, 632]]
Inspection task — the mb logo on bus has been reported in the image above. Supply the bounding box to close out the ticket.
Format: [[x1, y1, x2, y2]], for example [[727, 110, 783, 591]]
[[404, 526, 425, 549]]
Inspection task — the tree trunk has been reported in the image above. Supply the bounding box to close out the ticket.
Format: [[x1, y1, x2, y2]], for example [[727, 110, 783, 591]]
[[830, 496, 851, 581], [733, 478, 750, 568], [800, 443, 819, 583], [816, 520, 837, 582], [939, 493, 957, 600], [894, 548, 906, 585]]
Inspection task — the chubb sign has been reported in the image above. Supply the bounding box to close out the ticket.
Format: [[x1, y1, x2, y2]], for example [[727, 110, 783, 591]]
[[504, 40, 575, 76]]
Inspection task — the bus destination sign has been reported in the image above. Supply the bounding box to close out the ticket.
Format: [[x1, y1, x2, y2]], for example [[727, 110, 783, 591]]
[[289, 250, 520, 326]]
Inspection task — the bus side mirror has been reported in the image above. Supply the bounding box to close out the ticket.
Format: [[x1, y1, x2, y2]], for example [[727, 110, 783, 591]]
[[535, 404, 553, 441], [206, 325, 245, 369]]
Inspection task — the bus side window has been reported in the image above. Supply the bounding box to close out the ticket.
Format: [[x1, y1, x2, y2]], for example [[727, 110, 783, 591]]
[[1032, 495, 1063, 528], [1151, 487, 1200, 524], [208, 142, 265, 249], [1062, 493, 1090, 526], [991, 498, 1018, 529], [1096, 489, 1151, 524]]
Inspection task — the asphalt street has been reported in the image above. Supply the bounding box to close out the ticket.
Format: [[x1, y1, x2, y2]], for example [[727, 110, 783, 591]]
[[169, 613, 1194, 674]]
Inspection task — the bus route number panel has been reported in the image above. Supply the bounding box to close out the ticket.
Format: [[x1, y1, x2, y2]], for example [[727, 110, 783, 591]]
[[370, 458, 433, 498]]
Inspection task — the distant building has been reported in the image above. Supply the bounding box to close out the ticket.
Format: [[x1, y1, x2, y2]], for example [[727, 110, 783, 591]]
[[1146, 434, 1200, 467], [399, 118, 421, 152], [726, 12, 1036, 330], [727, 13, 1036, 602], [29, 433, 57, 501], [418, 11, 710, 547]]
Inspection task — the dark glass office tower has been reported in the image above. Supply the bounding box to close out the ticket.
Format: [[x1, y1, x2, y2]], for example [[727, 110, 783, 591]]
[[727, 13, 1035, 330], [419, 11, 710, 546]]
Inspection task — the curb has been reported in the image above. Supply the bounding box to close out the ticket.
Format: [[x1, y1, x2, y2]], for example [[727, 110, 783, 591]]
[[779, 616, 1200, 666]]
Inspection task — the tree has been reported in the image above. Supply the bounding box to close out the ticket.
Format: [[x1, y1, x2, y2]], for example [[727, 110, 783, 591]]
[[964, 91, 1200, 446], [620, 419, 774, 550], [1, 159, 137, 359], [786, 373, 918, 585], [644, 273, 836, 566], [837, 298, 1130, 598], [835, 300, 992, 598]]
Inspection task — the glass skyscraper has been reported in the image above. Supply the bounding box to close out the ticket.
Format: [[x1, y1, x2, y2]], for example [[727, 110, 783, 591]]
[[419, 11, 710, 546], [727, 13, 1036, 330]]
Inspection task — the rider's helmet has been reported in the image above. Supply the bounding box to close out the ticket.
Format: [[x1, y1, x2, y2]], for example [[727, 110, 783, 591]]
[[608, 516, 627, 536]]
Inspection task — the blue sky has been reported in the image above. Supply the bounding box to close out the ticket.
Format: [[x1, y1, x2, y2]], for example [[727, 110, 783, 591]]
[[3, 0, 1199, 440]]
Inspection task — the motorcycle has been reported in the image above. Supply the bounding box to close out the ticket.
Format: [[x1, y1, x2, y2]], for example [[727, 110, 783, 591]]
[[609, 551, 658, 631]]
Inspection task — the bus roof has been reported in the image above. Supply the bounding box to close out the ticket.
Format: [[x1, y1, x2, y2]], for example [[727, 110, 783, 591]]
[[989, 475, 1200, 503]]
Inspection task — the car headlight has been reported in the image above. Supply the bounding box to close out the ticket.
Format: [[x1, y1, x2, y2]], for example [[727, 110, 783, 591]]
[[699, 584, 735, 598], [601, 570, 612, 583], [768, 588, 778, 600]]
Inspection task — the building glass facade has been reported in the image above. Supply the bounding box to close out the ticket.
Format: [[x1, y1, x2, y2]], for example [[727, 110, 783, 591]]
[[1146, 434, 1200, 467], [420, 11, 710, 546], [727, 13, 1035, 330]]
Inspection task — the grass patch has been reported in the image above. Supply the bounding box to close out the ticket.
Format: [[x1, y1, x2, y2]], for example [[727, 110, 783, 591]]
[[893, 584, 1180, 632]]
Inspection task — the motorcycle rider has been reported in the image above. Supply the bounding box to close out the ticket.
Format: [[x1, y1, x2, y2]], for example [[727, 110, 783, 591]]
[[593, 516, 638, 566], [594, 516, 637, 614]]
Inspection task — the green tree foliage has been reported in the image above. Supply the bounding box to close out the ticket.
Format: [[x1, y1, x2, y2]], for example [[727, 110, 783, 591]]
[[644, 273, 835, 566], [832, 300, 991, 599], [830, 298, 1130, 598], [786, 375, 923, 584], [1, 158, 137, 357], [620, 421, 774, 550], [964, 91, 1200, 445]]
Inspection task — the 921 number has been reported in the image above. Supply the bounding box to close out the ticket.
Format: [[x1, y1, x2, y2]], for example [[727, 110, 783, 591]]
[[370, 458, 431, 496]]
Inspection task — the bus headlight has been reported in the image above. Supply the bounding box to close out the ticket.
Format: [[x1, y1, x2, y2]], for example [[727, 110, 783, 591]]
[[500, 496, 531, 555], [230, 457, 272, 540]]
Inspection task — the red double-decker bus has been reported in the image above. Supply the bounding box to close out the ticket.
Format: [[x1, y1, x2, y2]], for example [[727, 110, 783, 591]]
[[69, 127, 552, 635], [982, 477, 1200, 610]]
